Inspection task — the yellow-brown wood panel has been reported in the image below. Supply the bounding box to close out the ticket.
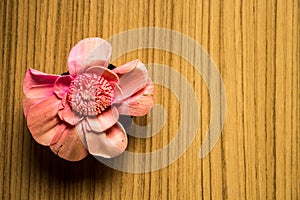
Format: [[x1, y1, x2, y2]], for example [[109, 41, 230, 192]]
[[0, 0, 298, 199]]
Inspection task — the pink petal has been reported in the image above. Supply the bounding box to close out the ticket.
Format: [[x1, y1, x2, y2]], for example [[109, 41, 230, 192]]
[[118, 80, 154, 116], [112, 59, 139, 74], [23, 98, 41, 117], [23, 68, 59, 94], [74, 121, 87, 147], [59, 93, 68, 110], [23, 84, 54, 116], [118, 61, 148, 99], [84, 122, 127, 158], [23, 69, 60, 116], [68, 38, 112, 77], [111, 82, 123, 104], [58, 102, 83, 125], [50, 123, 67, 145], [50, 124, 88, 161], [85, 66, 119, 83], [86, 106, 119, 132], [24, 84, 54, 99], [26, 95, 62, 145], [53, 75, 73, 99]]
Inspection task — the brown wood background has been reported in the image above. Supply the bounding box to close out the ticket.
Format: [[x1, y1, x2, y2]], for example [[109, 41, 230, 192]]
[[0, 0, 299, 199]]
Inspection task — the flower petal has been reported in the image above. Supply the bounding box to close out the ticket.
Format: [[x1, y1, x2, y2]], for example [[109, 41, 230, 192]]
[[118, 61, 148, 99], [50, 124, 88, 161], [111, 82, 123, 104], [50, 123, 67, 145], [26, 95, 61, 145], [74, 121, 87, 147], [23, 68, 59, 93], [112, 59, 139, 74], [53, 75, 73, 99], [86, 106, 119, 132], [23, 84, 55, 116], [118, 80, 155, 116], [85, 122, 127, 158], [58, 102, 83, 125], [59, 93, 68, 109], [23, 98, 41, 117], [25, 84, 54, 99], [68, 38, 112, 77], [85, 66, 119, 83]]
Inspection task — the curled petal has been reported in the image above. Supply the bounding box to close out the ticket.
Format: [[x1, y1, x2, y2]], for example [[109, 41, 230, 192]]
[[86, 106, 119, 132], [59, 93, 68, 110], [85, 66, 119, 83], [50, 125, 88, 161], [112, 59, 139, 74], [118, 80, 154, 116], [26, 95, 61, 146], [23, 69, 60, 116], [118, 61, 148, 100], [53, 75, 73, 99], [111, 82, 123, 104], [58, 102, 83, 125], [68, 38, 112, 77], [84, 122, 127, 158], [23, 68, 59, 94]]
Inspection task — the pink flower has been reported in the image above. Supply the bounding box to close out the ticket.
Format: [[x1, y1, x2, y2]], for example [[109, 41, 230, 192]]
[[23, 38, 154, 161]]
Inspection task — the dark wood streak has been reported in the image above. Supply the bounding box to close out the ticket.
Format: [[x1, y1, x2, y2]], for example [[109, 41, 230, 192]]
[[0, 1, 8, 198], [5, 1, 14, 199], [199, 0, 204, 198], [219, 0, 228, 199], [264, 0, 268, 199], [253, 1, 259, 199], [273, 0, 277, 198], [12, 0, 19, 198], [291, 2, 298, 199], [239, 1, 247, 199], [207, 1, 213, 199]]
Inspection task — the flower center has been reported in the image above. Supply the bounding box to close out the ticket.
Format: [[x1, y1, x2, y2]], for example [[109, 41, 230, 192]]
[[67, 73, 113, 116]]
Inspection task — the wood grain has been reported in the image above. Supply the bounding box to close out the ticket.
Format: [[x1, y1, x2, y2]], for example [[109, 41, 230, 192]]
[[0, 0, 299, 199]]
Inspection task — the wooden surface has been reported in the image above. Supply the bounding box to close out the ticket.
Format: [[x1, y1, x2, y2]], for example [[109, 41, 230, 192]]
[[0, 0, 299, 199]]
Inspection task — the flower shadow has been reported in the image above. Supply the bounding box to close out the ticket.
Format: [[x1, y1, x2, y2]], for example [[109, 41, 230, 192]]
[[28, 133, 114, 184]]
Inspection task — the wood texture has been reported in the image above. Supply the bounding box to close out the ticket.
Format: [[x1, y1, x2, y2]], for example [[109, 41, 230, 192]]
[[0, 0, 299, 199]]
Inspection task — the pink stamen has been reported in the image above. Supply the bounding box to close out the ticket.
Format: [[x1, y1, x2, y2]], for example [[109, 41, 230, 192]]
[[67, 73, 113, 116]]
